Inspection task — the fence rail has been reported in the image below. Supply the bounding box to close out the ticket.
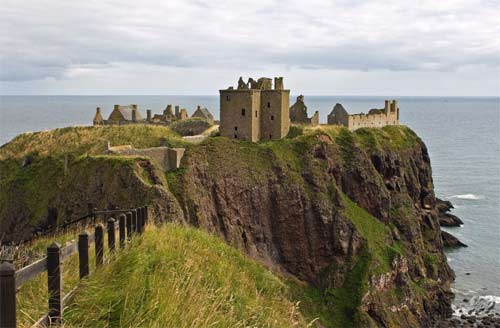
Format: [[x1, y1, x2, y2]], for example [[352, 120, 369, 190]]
[[0, 206, 149, 328]]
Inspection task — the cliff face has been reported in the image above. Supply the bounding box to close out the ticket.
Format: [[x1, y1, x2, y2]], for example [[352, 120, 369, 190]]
[[168, 126, 455, 327], [0, 125, 455, 327], [0, 156, 179, 242]]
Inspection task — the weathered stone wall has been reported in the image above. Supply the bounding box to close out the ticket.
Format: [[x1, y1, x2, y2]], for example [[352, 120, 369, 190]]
[[109, 146, 185, 171], [260, 90, 290, 140], [328, 101, 399, 130], [220, 89, 261, 142], [328, 104, 350, 125]]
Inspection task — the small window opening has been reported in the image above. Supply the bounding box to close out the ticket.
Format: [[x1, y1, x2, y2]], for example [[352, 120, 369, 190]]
[[234, 126, 238, 131], [271, 115, 274, 121], [226, 95, 230, 101], [269, 134, 272, 139], [255, 111, 258, 117], [267, 102, 271, 108], [234, 134, 238, 139], [241, 108, 246, 116]]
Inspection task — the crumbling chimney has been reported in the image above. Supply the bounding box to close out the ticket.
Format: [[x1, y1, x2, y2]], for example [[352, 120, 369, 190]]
[[274, 77, 284, 90], [114, 104, 120, 111], [96, 107, 101, 114], [384, 100, 390, 112], [147, 109, 152, 122], [175, 105, 180, 118], [390, 100, 398, 113], [197, 105, 201, 110], [132, 109, 138, 122]]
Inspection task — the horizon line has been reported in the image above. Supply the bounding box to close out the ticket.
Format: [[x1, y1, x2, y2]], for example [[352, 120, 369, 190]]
[[1, 94, 499, 98]]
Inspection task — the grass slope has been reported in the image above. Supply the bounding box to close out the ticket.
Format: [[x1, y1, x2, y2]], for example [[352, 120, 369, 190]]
[[63, 224, 314, 328]]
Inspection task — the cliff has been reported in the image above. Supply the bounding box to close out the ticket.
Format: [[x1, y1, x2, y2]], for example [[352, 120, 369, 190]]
[[0, 124, 455, 327]]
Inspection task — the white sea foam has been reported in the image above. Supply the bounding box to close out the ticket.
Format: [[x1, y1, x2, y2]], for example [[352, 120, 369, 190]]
[[452, 295, 500, 317], [447, 194, 483, 200]]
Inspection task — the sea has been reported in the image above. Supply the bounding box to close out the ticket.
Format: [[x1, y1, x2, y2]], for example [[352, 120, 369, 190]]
[[1, 95, 499, 314]]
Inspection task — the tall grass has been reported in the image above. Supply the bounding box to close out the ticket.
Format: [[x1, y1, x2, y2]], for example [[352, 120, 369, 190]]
[[63, 224, 314, 328]]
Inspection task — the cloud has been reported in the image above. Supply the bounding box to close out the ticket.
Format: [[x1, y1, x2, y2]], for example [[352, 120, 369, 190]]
[[0, 0, 499, 94]]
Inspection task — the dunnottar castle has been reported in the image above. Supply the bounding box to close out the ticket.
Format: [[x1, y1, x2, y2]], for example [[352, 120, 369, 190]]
[[92, 76, 399, 143]]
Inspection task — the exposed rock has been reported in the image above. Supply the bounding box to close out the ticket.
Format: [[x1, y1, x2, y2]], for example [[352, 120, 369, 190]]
[[170, 128, 455, 327], [442, 231, 468, 248], [436, 197, 454, 213], [439, 213, 464, 227]]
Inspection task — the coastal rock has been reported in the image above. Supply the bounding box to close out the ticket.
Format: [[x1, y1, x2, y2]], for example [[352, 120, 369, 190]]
[[442, 231, 468, 248], [436, 197, 454, 213], [439, 213, 464, 227]]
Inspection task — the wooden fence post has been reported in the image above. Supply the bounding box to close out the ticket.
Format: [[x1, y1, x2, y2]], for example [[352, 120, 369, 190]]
[[78, 232, 89, 278], [107, 218, 116, 252], [0, 261, 16, 328], [142, 207, 146, 231], [137, 208, 143, 234], [93, 208, 98, 224], [47, 242, 62, 324], [126, 212, 132, 240], [131, 210, 137, 233], [95, 224, 104, 267], [119, 214, 126, 248]]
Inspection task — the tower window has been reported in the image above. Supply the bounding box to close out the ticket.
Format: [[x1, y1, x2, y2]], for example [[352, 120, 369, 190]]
[[271, 115, 274, 121], [267, 102, 271, 108], [226, 95, 230, 101], [255, 111, 258, 117], [269, 134, 272, 139], [234, 134, 238, 139], [241, 108, 246, 116], [234, 126, 238, 131]]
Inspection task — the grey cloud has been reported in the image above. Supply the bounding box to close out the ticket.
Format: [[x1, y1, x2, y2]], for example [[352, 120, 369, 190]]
[[0, 0, 499, 83]]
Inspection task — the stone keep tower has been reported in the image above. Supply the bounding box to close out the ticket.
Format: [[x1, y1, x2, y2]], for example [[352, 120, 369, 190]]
[[219, 77, 290, 142]]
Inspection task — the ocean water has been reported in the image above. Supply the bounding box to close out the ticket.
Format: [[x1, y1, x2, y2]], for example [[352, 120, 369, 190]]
[[1, 95, 499, 310]]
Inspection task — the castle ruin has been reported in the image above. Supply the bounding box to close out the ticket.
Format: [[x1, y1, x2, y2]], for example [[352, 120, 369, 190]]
[[93, 104, 214, 127], [106, 142, 185, 171], [328, 100, 400, 131], [289, 95, 319, 126], [219, 77, 290, 142]]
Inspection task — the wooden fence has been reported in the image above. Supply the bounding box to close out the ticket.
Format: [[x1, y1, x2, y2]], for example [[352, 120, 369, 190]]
[[0, 206, 148, 328]]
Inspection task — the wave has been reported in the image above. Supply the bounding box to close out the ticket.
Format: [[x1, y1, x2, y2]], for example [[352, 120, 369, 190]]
[[447, 194, 483, 200], [452, 295, 500, 317]]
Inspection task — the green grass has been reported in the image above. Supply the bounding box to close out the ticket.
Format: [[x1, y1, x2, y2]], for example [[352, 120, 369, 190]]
[[0, 125, 185, 160], [11, 226, 102, 328], [169, 118, 212, 136], [341, 193, 402, 275], [63, 224, 314, 328]]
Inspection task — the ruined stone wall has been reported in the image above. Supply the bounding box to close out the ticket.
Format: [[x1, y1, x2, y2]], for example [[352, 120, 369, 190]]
[[347, 101, 399, 131], [260, 90, 290, 140], [109, 146, 185, 171], [328, 105, 349, 126], [311, 111, 319, 126]]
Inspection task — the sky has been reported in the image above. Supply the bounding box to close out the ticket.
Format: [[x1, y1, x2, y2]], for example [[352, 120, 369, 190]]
[[0, 0, 499, 96]]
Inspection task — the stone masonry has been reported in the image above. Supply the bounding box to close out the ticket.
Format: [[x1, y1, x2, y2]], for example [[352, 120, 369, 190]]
[[106, 143, 185, 171], [328, 100, 400, 131], [219, 77, 290, 142], [289, 95, 319, 126]]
